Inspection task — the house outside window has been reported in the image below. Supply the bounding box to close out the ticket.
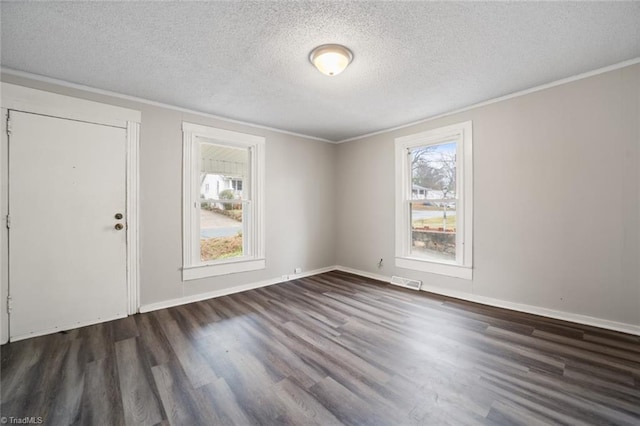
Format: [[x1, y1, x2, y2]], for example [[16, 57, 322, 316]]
[[182, 122, 265, 280], [395, 121, 473, 279]]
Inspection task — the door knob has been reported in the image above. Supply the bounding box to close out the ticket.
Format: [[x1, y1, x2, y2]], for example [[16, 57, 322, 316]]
[[115, 213, 123, 220], [115, 223, 124, 230]]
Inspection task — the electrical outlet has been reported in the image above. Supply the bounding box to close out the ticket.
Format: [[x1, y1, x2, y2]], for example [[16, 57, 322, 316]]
[[281, 275, 289, 281], [294, 267, 302, 274]]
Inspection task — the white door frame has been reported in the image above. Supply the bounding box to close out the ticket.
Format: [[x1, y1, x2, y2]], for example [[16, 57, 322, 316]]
[[0, 83, 141, 343]]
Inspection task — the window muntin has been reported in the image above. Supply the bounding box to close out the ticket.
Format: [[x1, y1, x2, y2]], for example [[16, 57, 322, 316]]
[[395, 121, 472, 279], [182, 122, 265, 280]]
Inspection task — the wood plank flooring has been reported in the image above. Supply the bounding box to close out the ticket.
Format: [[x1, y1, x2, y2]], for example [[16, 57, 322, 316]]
[[2, 270, 640, 425]]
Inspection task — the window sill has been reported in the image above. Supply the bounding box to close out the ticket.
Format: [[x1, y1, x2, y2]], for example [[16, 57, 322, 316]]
[[182, 258, 266, 281], [395, 257, 472, 280]]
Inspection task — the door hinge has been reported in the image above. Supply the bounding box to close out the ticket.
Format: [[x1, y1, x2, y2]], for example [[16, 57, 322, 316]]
[[5, 214, 10, 229], [7, 296, 13, 314], [6, 115, 11, 135]]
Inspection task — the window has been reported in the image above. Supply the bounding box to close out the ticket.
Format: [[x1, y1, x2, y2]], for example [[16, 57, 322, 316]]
[[182, 122, 265, 280], [231, 178, 243, 192], [395, 121, 473, 279]]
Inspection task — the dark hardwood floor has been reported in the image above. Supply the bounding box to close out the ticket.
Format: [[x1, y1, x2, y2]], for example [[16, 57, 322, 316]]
[[2, 270, 640, 425]]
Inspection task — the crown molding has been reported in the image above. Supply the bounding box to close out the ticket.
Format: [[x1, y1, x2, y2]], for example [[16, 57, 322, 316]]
[[3, 56, 639, 145], [0, 68, 334, 144], [336, 57, 640, 144]]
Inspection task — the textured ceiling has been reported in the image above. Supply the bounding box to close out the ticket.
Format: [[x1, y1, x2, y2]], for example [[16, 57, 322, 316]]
[[1, 2, 639, 142]]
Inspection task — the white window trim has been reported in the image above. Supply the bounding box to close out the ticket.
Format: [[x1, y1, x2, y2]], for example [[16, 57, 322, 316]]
[[395, 121, 473, 280], [182, 122, 265, 281]]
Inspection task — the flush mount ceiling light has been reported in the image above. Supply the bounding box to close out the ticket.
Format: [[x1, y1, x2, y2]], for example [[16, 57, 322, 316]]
[[309, 44, 353, 76]]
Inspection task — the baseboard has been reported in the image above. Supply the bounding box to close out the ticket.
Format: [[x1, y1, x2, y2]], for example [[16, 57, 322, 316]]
[[287, 265, 337, 281], [9, 312, 128, 342], [333, 265, 640, 336], [333, 265, 390, 283], [139, 265, 337, 313]]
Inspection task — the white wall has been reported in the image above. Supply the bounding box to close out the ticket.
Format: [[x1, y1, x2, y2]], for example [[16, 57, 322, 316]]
[[0, 74, 336, 341], [336, 64, 640, 330]]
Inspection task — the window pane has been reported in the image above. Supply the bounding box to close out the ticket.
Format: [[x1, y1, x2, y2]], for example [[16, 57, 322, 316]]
[[410, 142, 457, 201], [411, 201, 456, 262], [199, 142, 248, 261]]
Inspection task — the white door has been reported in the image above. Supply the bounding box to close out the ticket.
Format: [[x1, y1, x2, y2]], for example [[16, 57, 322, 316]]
[[8, 110, 128, 340]]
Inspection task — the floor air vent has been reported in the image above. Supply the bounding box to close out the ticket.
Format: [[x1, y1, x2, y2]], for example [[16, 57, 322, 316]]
[[390, 276, 422, 291]]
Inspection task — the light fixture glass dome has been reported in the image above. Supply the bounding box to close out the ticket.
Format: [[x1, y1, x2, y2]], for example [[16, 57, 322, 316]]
[[309, 44, 353, 76]]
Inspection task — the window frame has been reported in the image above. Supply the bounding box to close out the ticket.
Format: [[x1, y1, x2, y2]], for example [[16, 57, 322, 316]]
[[395, 121, 473, 280], [182, 122, 265, 281]]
